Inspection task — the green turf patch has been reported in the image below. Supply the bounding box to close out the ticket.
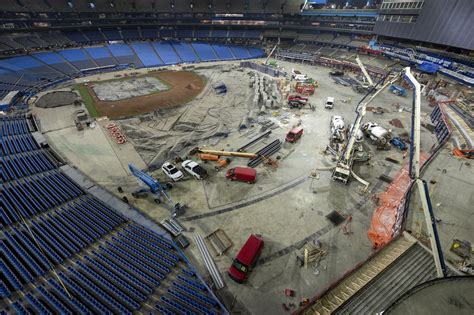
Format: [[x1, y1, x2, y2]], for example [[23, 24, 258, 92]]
[[75, 84, 99, 118]]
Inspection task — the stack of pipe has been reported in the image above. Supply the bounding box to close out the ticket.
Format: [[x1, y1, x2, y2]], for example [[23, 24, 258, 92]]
[[248, 139, 282, 167]]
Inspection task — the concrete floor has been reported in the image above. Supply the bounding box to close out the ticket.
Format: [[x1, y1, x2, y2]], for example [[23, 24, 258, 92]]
[[34, 57, 446, 314], [406, 146, 474, 270]]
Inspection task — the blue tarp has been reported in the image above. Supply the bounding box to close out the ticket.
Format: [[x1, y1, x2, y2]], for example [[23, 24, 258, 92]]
[[418, 62, 439, 74]]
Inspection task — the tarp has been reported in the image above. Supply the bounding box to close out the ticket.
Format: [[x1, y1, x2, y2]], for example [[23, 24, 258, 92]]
[[368, 153, 428, 248], [418, 62, 439, 74]]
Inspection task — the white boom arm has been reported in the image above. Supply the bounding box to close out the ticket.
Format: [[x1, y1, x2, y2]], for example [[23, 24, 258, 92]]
[[356, 56, 374, 87], [342, 72, 401, 163], [404, 67, 446, 278]]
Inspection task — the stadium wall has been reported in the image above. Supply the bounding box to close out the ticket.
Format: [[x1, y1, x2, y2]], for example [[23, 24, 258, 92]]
[[374, 0, 474, 50]]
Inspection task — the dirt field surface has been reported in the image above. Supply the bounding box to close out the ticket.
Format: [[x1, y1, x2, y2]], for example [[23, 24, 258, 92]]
[[79, 70, 205, 119]]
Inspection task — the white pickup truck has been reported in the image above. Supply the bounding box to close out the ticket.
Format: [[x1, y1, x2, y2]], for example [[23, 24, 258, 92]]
[[181, 160, 208, 180]]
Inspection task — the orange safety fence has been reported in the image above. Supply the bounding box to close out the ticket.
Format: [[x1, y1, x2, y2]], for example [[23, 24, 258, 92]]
[[368, 153, 428, 248]]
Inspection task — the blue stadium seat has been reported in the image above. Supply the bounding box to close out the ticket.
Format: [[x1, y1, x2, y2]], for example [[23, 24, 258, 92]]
[[130, 42, 163, 67], [59, 272, 110, 314], [211, 44, 235, 60], [141, 28, 159, 39], [102, 29, 122, 41], [37, 286, 72, 314], [84, 46, 117, 67], [160, 29, 176, 38], [212, 30, 228, 38], [244, 30, 262, 39], [121, 28, 141, 40], [32, 51, 79, 75], [152, 42, 181, 64], [63, 30, 89, 43], [107, 43, 143, 67], [82, 29, 106, 42], [171, 42, 199, 62], [191, 43, 218, 61], [92, 252, 154, 295], [194, 29, 211, 38], [48, 278, 91, 314], [176, 29, 194, 38], [83, 255, 147, 302], [58, 49, 97, 70], [230, 46, 251, 59]]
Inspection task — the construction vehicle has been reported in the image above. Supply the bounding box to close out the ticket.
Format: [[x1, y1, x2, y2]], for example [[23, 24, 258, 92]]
[[354, 56, 376, 93], [295, 82, 315, 95], [330, 116, 346, 142], [362, 122, 392, 150], [332, 69, 407, 185], [128, 164, 184, 216], [268, 60, 278, 68], [303, 78, 319, 87], [325, 97, 335, 109], [390, 84, 407, 96], [390, 137, 407, 151], [288, 95, 308, 108], [286, 127, 304, 143], [190, 147, 277, 167], [197, 153, 230, 170], [291, 69, 308, 81]]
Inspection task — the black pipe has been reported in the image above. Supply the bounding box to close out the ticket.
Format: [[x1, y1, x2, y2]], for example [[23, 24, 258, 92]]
[[237, 130, 272, 152]]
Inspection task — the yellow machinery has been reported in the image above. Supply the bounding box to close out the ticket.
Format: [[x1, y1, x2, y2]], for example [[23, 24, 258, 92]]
[[190, 147, 278, 168]]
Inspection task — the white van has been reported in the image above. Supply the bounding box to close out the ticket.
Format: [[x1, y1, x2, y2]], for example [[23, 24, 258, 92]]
[[325, 97, 335, 109]]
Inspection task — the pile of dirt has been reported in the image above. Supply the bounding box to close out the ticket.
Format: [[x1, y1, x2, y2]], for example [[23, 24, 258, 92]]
[[186, 84, 199, 90]]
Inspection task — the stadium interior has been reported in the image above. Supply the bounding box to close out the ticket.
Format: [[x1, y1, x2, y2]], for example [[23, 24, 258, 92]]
[[1, 0, 473, 314]]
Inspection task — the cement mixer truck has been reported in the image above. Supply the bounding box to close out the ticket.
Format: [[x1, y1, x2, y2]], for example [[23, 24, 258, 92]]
[[361, 122, 392, 150]]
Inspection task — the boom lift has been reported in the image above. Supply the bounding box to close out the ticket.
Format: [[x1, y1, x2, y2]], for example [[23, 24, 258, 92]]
[[355, 56, 374, 88], [404, 69, 447, 278], [128, 163, 184, 217], [333, 67, 447, 277], [332, 70, 404, 186]]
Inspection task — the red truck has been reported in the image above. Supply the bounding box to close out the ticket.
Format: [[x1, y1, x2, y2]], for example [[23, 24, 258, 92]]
[[287, 95, 308, 108], [225, 167, 257, 184], [228, 234, 264, 283], [286, 127, 304, 143]]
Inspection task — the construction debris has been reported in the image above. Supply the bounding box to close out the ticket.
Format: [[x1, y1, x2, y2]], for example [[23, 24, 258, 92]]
[[205, 229, 233, 256], [194, 235, 225, 290], [389, 118, 404, 128]]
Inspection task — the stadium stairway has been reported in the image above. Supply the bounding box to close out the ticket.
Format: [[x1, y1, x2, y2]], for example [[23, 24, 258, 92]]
[[299, 233, 458, 315], [0, 113, 225, 314]]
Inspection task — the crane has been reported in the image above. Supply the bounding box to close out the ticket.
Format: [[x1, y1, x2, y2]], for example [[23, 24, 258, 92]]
[[332, 70, 403, 186], [404, 69, 447, 278], [355, 56, 375, 88], [128, 164, 184, 217], [333, 67, 447, 277]]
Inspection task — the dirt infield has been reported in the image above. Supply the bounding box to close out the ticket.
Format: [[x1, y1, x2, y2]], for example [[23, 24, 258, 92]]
[[78, 70, 206, 119]]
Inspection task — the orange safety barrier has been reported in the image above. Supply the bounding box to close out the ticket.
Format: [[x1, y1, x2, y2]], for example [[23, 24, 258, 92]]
[[368, 153, 428, 248]]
